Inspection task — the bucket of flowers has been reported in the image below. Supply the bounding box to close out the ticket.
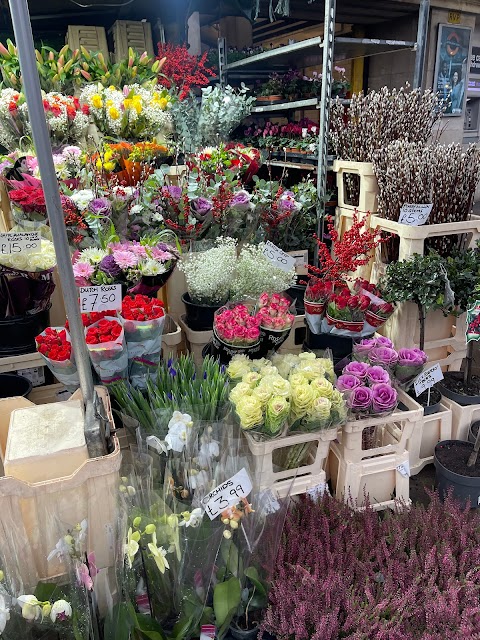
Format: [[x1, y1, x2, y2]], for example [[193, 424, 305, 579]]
[[35, 327, 79, 390], [304, 278, 333, 333], [210, 302, 262, 363], [325, 287, 371, 335], [85, 317, 128, 383], [256, 292, 296, 355]]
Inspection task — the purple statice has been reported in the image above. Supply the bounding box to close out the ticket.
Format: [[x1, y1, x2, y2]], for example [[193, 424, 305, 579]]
[[98, 254, 121, 277], [88, 197, 112, 218]]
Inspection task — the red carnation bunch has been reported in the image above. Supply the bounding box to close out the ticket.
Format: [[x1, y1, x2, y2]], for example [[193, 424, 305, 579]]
[[121, 294, 165, 321], [86, 319, 122, 345], [36, 328, 72, 361]]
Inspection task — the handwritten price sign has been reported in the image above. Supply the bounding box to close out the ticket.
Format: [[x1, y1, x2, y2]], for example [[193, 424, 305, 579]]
[[414, 363, 444, 397], [399, 203, 433, 226], [202, 468, 252, 520], [79, 285, 122, 314], [0, 231, 41, 255], [263, 241, 296, 272]]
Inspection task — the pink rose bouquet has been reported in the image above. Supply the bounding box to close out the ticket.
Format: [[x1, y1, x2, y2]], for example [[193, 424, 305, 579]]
[[214, 304, 261, 347], [257, 292, 295, 331]]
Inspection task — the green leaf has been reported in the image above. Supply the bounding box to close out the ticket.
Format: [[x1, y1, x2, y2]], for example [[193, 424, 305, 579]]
[[104, 602, 134, 640], [245, 566, 267, 598], [135, 613, 168, 640], [34, 582, 57, 602], [171, 615, 194, 640], [213, 576, 242, 628]]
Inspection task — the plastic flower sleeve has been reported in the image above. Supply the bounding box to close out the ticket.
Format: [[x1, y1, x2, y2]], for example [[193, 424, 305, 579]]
[[35, 327, 80, 391], [123, 315, 166, 387], [85, 317, 128, 384], [304, 277, 332, 334]]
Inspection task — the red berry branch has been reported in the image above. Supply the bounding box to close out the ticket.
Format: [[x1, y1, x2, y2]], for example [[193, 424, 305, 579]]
[[157, 43, 216, 101], [308, 212, 387, 284]]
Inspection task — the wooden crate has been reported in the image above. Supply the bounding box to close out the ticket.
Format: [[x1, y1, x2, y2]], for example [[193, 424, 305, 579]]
[[66, 25, 109, 57], [110, 20, 154, 59]]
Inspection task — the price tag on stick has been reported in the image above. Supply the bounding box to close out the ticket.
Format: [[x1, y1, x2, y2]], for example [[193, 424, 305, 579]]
[[414, 363, 444, 397], [263, 241, 296, 272], [399, 203, 433, 226], [79, 285, 122, 314], [202, 468, 253, 520], [0, 231, 41, 255]]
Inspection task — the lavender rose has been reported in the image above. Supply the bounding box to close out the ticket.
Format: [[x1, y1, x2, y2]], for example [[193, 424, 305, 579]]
[[368, 347, 398, 368], [366, 366, 391, 385], [375, 336, 394, 349], [353, 338, 378, 361], [346, 386, 373, 412], [191, 197, 212, 217], [98, 254, 121, 277], [230, 190, 252, 211], [336, 374, 362, 392], [371, 383, 398, 414], [343, 361, 370, 380], [89, 197, 112, 217], [394, 348, 428, 384]]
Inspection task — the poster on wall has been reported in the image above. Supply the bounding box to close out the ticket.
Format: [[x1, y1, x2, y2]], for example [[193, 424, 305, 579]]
[[433, 24, 472, 116]]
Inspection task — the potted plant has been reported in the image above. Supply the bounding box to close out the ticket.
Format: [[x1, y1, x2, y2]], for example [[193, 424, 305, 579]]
[[256, 73, 284, 103], [436, 247, 480, 405], [229, 567, 269, 639]]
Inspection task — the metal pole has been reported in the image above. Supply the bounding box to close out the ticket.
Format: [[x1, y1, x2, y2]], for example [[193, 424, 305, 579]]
[[316, 0, 336, 252], [8, 0, 106, 456], [218, 37, 227, 88], [413, 0, 430, 89]]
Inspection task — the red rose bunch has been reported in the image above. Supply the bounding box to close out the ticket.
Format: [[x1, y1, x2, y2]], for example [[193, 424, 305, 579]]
[[86, 319, 122, 345], [327, 288, 371, 323], [305, 278, 334, 304], [353, 278, 395, 322], [36, 328, 72, 361], [66, 310, 113, 331], [121, 294, 165, 321], [9, 185, 47, 214]]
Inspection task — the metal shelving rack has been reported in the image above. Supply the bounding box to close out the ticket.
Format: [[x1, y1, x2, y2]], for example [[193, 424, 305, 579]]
[[217, 2, 417, 241]]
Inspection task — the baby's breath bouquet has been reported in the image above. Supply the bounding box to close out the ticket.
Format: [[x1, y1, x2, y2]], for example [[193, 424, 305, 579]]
[[230, 243, 296, 300]]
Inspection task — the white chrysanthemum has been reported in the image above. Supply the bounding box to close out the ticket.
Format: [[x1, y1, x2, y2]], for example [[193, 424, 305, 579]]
[[79, 248, 107, 264], [71, 189, 95, 211], [139, 258, 167, 276]]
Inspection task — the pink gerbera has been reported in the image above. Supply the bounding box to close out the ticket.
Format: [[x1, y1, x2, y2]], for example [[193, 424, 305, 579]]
[[113, 250, 138, 269], [73, 262, 95, 279], [151, 247, 173, 261]]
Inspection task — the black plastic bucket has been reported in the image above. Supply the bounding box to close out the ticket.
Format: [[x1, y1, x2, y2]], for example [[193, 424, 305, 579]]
[[0, 307, 50, 357], [181, 293, 221, 331], [0, 373, 32, 398]]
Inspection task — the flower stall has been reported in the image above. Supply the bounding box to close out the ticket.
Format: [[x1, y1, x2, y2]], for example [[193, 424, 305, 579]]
[[1, 0, 480, 636]]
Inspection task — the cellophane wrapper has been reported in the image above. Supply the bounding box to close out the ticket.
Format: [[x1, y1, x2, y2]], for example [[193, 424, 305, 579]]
[[123, 315, 166, 388], [85, 316, 128, 384], [36, 326, 80, 391]]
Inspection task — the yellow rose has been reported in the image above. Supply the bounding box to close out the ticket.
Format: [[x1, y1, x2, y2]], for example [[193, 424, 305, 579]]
[[109, 106, 120, 120], [158, 97, 168, 109], [311, 377, 334, 399], [91, 94, 103, 109], [242, 371, 262, 388], [123, 98, 133, 110], [235, 396, 263, 430], [291, 383, 316, 419], [227, 356, 252, 381], [266, 375, 291, 398], [95, 159, 103, 170], [308, 396, 332, 424], [104, 149, 113, 161], [251, 385, 273, 407], [230, 382, 252, 405]]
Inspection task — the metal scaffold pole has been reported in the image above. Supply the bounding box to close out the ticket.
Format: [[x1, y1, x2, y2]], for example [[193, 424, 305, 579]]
[[8, 0, 106, 456], [413, 0, 430, 89], [316, 0, 336, 250]]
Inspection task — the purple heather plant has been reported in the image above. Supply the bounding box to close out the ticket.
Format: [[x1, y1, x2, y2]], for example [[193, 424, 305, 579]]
[[261, 492, 480, 640]]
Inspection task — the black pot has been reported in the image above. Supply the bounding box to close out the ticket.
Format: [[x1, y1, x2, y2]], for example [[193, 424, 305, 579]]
[[229, 625, 259, 640], [435, 440, 480, 507], [0, 306, 50, 357], [409, 387, 442, 416], [205, 331, 262, 365], [182, 293, 222, 331], [468, 421, 480, 444], [0, 373, 32, 398], [436, 372, 480, 407], [304, 326, 353, 363], [286, 283, 307, 314]]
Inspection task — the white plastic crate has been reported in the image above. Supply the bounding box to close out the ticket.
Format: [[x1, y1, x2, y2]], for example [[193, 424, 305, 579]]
[[337, 389, 422, 464], [179, 315, 212, 368], [274, 470, 327, 499], [244, 427, 337, 493], [333, 160, 378, 213], [441, 396, 480, 442], [329, 442, 410, 510], [407, 404, 453, 476]]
